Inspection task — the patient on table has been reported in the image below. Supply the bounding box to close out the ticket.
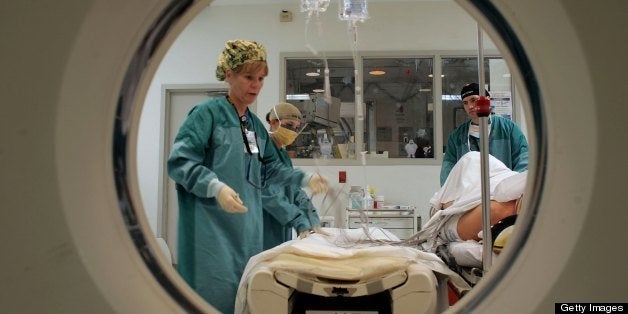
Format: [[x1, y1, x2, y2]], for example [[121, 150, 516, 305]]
[[421, 152, 526, 264], [441, 195, 522, 241], [236, 152, 524, 312]]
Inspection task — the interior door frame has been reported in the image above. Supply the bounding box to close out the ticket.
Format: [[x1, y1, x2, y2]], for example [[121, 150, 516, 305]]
[[157, 83, 229, 264]]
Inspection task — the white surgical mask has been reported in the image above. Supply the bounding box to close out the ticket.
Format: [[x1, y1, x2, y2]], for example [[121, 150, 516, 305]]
[[468, 124, 480, 138], [467, 116, 493, 151]]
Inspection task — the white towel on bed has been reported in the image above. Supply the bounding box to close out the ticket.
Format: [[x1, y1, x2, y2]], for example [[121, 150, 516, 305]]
[[235, 228, 470, 314]]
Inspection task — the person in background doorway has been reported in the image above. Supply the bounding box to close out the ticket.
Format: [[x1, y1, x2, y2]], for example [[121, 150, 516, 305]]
[[167, 39, 329, 313], [262, 102, 327, 250], [440, 83, 528, 186]]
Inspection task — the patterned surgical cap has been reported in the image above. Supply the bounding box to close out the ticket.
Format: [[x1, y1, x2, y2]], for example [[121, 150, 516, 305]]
[[215, 40, 267, 81]]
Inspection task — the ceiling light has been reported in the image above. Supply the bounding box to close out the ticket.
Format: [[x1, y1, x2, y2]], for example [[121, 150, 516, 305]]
[[306, 69, 321, 77], [369, 70, 386, 76], [286, 94, 311, 100], [312, 89, 325, 93]]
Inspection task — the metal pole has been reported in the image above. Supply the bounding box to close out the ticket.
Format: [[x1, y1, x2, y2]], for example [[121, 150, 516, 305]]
[[477, 25, 493, 273]]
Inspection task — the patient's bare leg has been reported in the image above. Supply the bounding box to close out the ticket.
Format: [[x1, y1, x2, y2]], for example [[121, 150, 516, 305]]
[[456, 200, 516, 241]]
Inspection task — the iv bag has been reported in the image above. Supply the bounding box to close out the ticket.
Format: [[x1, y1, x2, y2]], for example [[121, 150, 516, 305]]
[[339, 0, 369, 21], [301, 0, 330, 13]]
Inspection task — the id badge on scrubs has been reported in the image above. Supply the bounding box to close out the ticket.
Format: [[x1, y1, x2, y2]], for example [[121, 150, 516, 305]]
[[245, 130, 259, 154]]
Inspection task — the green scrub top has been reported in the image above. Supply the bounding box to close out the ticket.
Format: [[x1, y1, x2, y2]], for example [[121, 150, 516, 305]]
[[440, 115, 529, 186], [262, 146, 321, 250], [167, 96, 306, 314]]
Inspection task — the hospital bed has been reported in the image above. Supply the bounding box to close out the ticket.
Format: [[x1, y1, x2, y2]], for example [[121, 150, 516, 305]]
[[236, 228, 470, 314], [246, 260, 441, 313], [237, 152, 523, 313]]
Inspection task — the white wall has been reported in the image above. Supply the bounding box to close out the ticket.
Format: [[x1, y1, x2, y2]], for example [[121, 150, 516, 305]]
[[137, 0, 494, 233], [297, 164, 441, 227]]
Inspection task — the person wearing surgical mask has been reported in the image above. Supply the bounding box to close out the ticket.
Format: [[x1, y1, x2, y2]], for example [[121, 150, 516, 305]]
[[167, 40, 329, 314], [440, 83, 529, 186], [262, 103, 327, 250]]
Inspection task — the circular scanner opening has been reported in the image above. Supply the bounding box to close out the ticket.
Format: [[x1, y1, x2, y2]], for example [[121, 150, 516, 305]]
[[113, 1, 544, 312]]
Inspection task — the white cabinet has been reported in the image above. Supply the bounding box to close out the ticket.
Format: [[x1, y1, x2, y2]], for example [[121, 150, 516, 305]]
[[345, 207, 420, 240]]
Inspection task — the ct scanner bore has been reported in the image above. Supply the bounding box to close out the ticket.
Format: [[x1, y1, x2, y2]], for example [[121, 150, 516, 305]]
[[1, 0, 626, 313]]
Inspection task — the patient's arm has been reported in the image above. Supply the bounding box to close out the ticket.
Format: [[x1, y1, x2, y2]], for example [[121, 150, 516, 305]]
[[455, 200, 517, 241]]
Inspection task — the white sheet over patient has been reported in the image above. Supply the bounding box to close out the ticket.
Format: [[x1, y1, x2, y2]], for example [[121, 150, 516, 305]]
[[430, 152, 521, 215]]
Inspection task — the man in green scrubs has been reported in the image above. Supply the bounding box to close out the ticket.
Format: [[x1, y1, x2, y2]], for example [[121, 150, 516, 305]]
[[440, 83, 528, 186]]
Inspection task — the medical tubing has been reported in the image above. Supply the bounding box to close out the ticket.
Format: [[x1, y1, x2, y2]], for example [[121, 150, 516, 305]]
[[348, 22, 365, 122], [360, 150, 368, 194], [477, 25, 493, 273], [309, 157, 346, 226], [321, 184, 345, 217], [303, 13, 317, 56], [324, 65, 331, 103], [303, 5, 326, 57], [303, 7, 332, 107]]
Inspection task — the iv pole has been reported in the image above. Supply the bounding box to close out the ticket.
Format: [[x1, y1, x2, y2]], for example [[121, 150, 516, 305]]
[[477, 25, 493, 274]]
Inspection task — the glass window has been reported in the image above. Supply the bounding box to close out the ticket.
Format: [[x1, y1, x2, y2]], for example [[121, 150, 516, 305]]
[[285, 57, 434, 160], [284, 55, 513, 161], [285, 58, 356, 159], [363, 57, 434, 159]]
